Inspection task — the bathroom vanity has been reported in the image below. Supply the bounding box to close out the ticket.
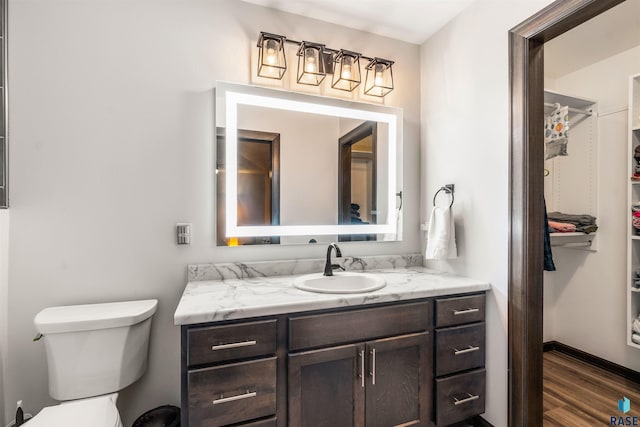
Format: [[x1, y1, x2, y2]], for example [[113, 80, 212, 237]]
[[174, 256, 490, 427]]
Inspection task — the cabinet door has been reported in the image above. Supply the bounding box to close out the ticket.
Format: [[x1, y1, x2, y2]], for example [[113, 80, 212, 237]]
[[365, 332, 431, 427], [289, 343, 365, 427]]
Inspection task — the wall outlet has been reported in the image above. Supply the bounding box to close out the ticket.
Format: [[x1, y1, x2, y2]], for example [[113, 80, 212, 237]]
[[176, 223, 192, 245]]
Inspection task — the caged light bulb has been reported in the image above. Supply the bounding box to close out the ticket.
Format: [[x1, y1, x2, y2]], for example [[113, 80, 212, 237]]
[[341, 63, 352, 79], [374, 70, 384, 86], [265, 39, 278, 65], [305, 56, 316, 73]]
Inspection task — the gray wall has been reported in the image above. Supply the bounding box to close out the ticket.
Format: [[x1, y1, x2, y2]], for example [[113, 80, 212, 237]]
[[4, 0, 421, 424], [0, 209, 8, 424], [420, 1, 554, 425]]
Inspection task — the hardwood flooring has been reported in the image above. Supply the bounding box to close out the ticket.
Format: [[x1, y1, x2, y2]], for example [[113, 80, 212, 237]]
[[543, 350, 640, 426]]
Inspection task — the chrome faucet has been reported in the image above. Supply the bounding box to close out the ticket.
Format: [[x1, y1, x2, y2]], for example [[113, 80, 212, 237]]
[[323, 243, 343, 276]]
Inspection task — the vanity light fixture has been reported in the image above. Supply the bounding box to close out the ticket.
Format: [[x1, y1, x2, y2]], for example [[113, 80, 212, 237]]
[[257, 32, 287, 80], [296, 41, 328, 86], [331, 50, 361, 92], [364, 58, 394, 97], [255, 31, 395, 96]]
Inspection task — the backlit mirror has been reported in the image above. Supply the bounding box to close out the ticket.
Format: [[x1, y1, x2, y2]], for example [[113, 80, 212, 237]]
[[215, 81, 403, 246]]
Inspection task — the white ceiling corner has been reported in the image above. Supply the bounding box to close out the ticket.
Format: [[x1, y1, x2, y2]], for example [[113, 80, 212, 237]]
[[239, 0, 476, 45]]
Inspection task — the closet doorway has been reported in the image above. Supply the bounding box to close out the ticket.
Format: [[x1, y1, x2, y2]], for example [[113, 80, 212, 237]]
[[508, 0, 632, 425]]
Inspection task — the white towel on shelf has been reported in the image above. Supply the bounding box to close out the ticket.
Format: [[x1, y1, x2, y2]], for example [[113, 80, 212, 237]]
[[425, 206, 457, 260]]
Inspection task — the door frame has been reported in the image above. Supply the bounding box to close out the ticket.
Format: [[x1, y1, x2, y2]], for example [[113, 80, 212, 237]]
[[216, 127, 281, 245], [508, 0, 626, 425]]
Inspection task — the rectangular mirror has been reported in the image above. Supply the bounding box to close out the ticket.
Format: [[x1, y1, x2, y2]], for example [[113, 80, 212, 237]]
[[215, 81, 403, 246]]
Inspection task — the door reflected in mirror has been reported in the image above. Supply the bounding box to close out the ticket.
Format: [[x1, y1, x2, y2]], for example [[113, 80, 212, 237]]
[[216, 129, 280, 246], [339, 121, 377, 242]]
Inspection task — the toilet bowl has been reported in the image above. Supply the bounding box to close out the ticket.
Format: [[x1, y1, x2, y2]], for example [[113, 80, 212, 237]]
[[27, 393, 122, 427], [29, 299, 158, 427]]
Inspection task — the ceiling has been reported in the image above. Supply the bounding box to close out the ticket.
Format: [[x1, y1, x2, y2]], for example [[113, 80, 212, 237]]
[[545, 0, 640, 78], [239, 0, 476, 45]]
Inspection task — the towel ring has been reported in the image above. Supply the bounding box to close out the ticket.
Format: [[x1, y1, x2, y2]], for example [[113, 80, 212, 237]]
[[433, 186, 454, 208]]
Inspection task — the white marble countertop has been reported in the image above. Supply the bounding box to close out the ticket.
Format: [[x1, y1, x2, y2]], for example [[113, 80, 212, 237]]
[[174, 266, 491, 325]]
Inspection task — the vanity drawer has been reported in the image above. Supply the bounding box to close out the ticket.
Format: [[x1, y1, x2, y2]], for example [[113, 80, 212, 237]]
[[187, 357, 277, 427], [289, 301, 431, 351], [435, 294, 485, 327], [435, 323, 485, 376], [238, 417, 277, 427], [435, 368, 486, 426], [188, 320, 276, 366]]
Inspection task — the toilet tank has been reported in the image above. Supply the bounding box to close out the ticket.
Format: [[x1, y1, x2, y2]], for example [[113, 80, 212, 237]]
[[34, 299, 158, 401]]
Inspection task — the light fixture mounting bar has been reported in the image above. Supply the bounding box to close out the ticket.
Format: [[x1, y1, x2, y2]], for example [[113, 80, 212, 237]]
[[282, 37, 376, 62]]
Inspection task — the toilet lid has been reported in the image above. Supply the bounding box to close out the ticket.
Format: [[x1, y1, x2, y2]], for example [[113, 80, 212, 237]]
[[26, 395, 121, 427]]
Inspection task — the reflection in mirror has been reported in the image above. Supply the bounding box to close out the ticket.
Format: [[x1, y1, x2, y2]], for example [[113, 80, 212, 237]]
[[216, 128, 280, 246], [339, 121, 377, 242], [215, 81, 402, 246]]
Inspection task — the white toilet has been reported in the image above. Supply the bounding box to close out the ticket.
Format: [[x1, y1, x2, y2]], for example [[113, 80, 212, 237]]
[[28, 299, 158, 427]]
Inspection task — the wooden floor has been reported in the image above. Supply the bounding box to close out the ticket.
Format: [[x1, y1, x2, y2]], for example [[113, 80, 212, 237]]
[[543, 350, 640, 426]]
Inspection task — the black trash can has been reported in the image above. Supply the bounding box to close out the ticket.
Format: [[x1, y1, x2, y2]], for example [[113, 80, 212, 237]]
[[132, 405, 180, 427]]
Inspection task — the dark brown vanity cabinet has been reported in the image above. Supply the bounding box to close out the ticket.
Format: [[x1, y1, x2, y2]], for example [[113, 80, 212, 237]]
[[182, 320, 279, 427], [288, 301, 432, 427], [181, 293, 487, 427], [288, 333, 430, 427], [433, 294, 487, 426]]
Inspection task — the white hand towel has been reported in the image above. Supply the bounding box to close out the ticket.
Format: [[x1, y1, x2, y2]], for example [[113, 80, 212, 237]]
[[425, 206, 457, 260]]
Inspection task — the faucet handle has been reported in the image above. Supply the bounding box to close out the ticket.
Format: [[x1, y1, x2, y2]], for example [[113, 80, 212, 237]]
[[331, 264, 345, 272]]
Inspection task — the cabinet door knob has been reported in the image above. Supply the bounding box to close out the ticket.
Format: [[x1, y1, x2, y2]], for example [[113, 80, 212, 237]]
[[359, 350, 365, 388], [370, 348, 376, 385], [212, 390, 257, 405], [453, 345, 480, 355]]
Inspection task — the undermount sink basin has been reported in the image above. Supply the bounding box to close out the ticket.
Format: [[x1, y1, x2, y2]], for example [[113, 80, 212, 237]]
[[293, 272, 386, 294]]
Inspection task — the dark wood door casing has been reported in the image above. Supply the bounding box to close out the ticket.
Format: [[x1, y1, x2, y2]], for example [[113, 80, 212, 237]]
[[509, 1, 626, 425]]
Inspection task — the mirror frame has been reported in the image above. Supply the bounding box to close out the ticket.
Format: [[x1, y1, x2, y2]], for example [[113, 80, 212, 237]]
[[216, 81, 403, 238]]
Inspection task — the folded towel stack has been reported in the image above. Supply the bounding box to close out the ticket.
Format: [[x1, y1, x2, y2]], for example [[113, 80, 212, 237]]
[[632, 204, 640, 234], [547, 212, 597, 234], [547, 221, 576, 233], [633, 315, 640, 344], [634, 270, 640, 289]]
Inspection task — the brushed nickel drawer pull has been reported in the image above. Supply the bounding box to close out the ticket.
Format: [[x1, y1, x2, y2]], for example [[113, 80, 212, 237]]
[[211, 340, 257, 351], [454, 345, 480, 355], [359, 350, 365, 388], [370, 348, 377, 385], [212, 390, 257, 405], [453, 308, 479, 316], [453, 393, 480, 406]]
